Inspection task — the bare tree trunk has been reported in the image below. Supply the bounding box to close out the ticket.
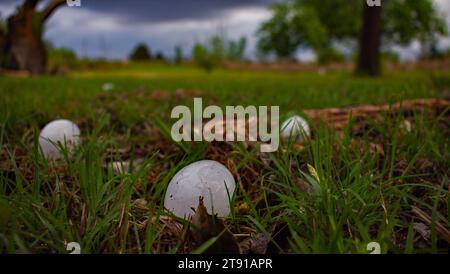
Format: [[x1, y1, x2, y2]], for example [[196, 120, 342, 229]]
[[7, 1, 46, 74], [357, 4, 382, 76], [3, 0, 65, 75], [0, 26, 6, 67]]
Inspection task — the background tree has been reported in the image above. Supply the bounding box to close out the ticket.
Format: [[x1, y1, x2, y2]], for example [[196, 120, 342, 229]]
[[257, 0, 447, 74], [226, 37, 247, 61], [358, 0, 447, 75], [192, 42, 214, 71], [382, 0, 448, 58], [256, 3, 305, 59], [1, 0, 66, 74], [154, 51, 166, 62], [46, 42, 78, 73], [191, 35, 248, 71], [174, 45, 184, 64], [129, 43, 151, 61], [257, 1, 354, 61]]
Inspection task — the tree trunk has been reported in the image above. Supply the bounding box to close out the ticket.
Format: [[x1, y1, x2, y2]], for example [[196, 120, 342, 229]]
[[357, 4, 382, 76], [2, 0, 65, 75], [7, 4, 46, 74], [0, 27, 6, 67]]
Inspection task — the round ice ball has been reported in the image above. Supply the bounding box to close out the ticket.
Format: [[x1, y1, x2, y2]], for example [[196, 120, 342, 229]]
[[39, 119, 80, 160], [164, 160, 236, 219], [280, 115, 310, 142]]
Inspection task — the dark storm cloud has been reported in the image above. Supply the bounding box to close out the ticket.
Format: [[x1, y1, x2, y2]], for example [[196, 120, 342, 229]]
[[0, 0, 276, 22], [82, 0, 276, 23]]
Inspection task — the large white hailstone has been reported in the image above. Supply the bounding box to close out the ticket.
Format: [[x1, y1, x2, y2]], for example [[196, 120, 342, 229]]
[[39, 119, 80, 160], [280, 115, 310, 142], [164, 160, 236, 219]]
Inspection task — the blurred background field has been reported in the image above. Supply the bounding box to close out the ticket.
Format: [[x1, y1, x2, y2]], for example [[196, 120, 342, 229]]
[[2, 62, 450, 134]]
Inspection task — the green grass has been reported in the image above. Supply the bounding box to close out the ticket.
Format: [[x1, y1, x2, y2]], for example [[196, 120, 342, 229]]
[[0, 63, 449, 253], [1, 65, 448, 129]]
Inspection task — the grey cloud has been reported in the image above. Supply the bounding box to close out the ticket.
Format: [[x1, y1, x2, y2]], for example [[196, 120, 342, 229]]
[[84, 0, 276, 23], [1, 0, 276, 22]]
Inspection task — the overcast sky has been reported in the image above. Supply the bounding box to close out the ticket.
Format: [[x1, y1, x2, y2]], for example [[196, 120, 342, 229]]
[[0, 0, 449, 61]]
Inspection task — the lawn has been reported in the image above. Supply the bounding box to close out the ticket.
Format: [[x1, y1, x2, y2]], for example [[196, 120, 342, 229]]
[[0, 63, 449, 253]]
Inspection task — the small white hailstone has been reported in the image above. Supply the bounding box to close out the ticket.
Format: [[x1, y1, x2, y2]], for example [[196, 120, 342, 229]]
[[102, 83, 115, 92], [280, 115, 310, 142], [164, 160, 236, 219], [39, 119, 80, 160]]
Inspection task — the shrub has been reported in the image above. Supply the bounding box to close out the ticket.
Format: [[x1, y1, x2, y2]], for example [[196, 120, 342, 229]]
[[129, 43, 151, 61]]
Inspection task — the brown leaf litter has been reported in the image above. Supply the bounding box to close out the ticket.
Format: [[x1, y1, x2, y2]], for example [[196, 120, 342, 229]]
[[304, 98, 450, 132], [412, 206, 450, 244], [190, 196, 240, 254]]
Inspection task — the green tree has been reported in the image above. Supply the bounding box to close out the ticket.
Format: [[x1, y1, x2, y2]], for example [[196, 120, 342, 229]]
[[174, 44, 183, 64], [210, 35, 226, 63], [154, 51, 166, 62], [227, 37, 247, 61], [256, 3, 303, 59], [129, 43, 151, 61], [192, 42, 216, 71], [358, 0, 447, 75], [257, 1, 352, 59], [383, 0, 447, 46], [191, 35, 248, 71], [46, 43, 78, 72], [257, 0, 447, 71]]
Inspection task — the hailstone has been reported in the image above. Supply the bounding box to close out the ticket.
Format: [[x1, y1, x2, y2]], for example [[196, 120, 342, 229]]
[[164, 160, 236, 219], [39, 119, 80, 160], [280, 115, 310, 142]]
